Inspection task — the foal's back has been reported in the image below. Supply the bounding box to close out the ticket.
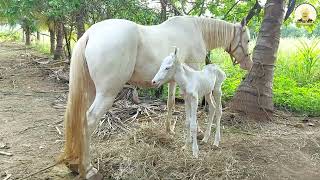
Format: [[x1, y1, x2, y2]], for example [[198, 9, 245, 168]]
[[204, 64, 226, 83]]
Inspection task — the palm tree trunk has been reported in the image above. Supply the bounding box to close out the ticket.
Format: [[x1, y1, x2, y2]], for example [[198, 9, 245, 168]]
[[54, 21, 64, 60], [230, 0, 285, 120]]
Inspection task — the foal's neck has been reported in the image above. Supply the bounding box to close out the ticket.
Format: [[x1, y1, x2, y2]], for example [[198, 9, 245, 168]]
[[173, 63, 193, 90]]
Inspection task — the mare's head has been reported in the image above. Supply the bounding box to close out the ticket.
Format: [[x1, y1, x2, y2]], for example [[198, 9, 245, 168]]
[[227, 20, 253, 70], [152, 47, 179, 87]]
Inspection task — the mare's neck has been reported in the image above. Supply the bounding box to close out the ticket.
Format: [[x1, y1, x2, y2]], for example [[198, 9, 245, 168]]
[[195, 18, 235, 50]]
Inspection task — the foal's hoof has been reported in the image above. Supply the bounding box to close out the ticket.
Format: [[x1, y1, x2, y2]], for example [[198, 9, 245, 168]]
[[181, 145, 188, 151], [193, 152, 199, 158], [200, 139, 208, 145], [87, 172, 103, 180], [197, 132, 204, 140]]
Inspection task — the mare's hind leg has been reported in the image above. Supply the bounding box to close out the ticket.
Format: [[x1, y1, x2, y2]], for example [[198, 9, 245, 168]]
[[84, 86, 126, 179]]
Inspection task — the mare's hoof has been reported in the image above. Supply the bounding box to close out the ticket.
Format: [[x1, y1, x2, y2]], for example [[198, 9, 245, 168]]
[[66, 161, 79, 174]]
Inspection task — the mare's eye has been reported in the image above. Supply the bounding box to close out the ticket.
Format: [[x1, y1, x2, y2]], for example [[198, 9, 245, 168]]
[[165, 67, 170, 70], [247, 40, 250, 43]]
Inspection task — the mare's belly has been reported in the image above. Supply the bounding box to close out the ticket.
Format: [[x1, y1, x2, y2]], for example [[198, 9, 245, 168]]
[[128, 65, 159, 88]]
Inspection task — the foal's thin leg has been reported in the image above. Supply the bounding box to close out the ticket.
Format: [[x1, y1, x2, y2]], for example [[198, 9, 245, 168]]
[[190, 96, 199, 158], [202, 93, 216, 143], [182, 96, 191, 150], [213, 88, 222, 146], [166, 81, 176, 133]]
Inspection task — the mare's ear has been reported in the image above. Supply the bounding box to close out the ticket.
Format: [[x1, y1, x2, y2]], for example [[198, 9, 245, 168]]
[[240, 19, 247, 32], [241, 18, 246, 27], [173, 47, 178, 57], [173, 47, 180, 64]]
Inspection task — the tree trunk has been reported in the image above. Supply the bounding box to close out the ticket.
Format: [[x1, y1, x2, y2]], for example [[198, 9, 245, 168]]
[[25, 26, 31, 45], [76, 9, 85, 40], [230, 0, 285, 120], [63, 25, 72, 59], [155, 0, 168, 98], [54, 21, 64, 60], [36, 31, 40, 41], [160, 0, 167, 22], [49, 24, 55, 55]]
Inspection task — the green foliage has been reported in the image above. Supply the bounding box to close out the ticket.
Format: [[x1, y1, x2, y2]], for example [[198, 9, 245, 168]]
[[276, 38, 320, 85], [217, 38, 320, 116], [31, 41, 51, 54], [273, 76, 320, 116], [0, 31, 21, 41]]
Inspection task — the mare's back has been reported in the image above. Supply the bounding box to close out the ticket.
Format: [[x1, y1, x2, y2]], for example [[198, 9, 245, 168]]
[[86, 19, 140, 56]]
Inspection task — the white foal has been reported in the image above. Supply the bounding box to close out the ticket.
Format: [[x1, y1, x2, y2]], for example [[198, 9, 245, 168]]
[[152, 48, 226, 158]]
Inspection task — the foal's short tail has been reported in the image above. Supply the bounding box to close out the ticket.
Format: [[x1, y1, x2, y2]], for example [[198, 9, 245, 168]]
[[59, 32, 91, 176]]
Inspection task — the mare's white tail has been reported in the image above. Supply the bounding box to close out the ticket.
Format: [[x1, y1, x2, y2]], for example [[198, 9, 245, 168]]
[[59, 32, 92, 177]]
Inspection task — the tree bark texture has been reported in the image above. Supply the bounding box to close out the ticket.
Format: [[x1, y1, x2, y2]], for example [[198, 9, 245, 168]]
[[49, 23, 55, 55], [76, 9, 85, 40], [230, 0, 285, 120], [63, 25, 72, 59], [54, 21, 64, 60], [155, 0, 168, 98], [36, 31, 40, 41], [160, 0, 167, 22], [25, 26, 31, 45]]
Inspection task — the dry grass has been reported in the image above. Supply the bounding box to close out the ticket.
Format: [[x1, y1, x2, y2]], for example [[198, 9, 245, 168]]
[[89, 106, 320, 180]]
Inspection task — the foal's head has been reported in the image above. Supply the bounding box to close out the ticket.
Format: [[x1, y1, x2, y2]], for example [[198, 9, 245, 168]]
[[227, 20, 253, 70], [152, 48, 179, 87]]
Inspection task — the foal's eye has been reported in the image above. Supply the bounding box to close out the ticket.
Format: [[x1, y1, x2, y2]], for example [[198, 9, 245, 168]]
[[165, 67, 170, 70], [247, 40, 250, 43]]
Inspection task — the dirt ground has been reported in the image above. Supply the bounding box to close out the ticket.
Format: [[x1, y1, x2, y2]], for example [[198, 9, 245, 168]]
[[0, 42, 320, 180]]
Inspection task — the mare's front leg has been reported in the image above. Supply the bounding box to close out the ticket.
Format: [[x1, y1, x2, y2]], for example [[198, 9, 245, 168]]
[[166, 81, 176, 134], [201, 93, 216, 143], [189, 95, 199, 158]]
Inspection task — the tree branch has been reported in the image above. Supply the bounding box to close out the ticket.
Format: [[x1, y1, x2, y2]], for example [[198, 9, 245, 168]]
[[198, 0, 206, 16], [241, 0, 262, 25], [168, 0, 184, 15], [223, 0, 241, 20]]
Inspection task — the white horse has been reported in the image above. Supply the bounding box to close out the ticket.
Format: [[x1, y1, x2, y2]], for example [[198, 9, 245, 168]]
[[60, 16, 252, 179], [152, 47, 226, 158]]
